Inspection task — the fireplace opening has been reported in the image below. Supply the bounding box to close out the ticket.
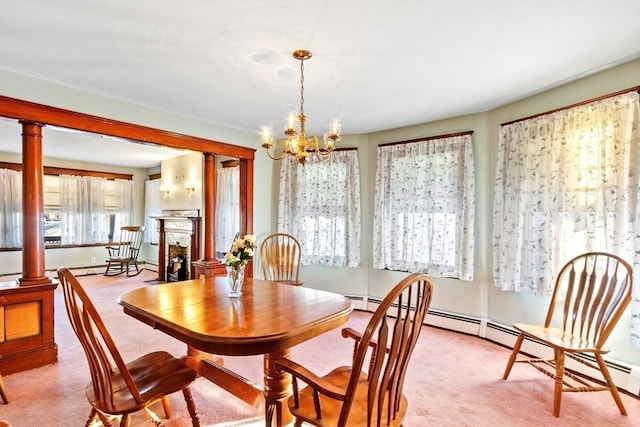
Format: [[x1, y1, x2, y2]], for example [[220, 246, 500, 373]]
[[167, 243, 188, 282]]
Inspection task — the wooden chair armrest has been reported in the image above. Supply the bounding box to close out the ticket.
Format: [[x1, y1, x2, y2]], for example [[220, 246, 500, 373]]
[[342, 327, 383, 352], [274, 358, 346, 401], [341, 327, 362, 341], [106, 246, 119, 256]]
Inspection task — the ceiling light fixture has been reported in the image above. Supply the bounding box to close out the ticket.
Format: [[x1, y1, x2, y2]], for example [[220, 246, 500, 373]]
[[259, 49, 342, 165]]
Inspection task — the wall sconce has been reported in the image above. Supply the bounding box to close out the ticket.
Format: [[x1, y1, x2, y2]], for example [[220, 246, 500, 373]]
[[160, 184, 171, 197], [185, 181, 196, 195]]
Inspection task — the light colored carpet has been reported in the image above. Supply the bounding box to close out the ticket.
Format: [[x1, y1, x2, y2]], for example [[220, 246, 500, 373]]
[[1, 270, 638, 426]]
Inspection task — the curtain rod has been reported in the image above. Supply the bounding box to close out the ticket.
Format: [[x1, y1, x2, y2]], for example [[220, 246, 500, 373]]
[[379, 130, 473, 147], [0, 161, 133, 180], [500, 86, 640, 126]]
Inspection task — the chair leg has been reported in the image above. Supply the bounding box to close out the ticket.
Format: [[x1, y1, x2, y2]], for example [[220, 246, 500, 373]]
[[161, 395, 172, 418], [93, 410, 116, 427], [143, 407, 163, 426], [0, 373, 8, 404], [85, 408, 98, 427], [552, 348, 564, 417], [126, 261, 142, 277], [595, 353, 627, 415], [503, 332, 524, 380], [120, 414, 131, 427], [182, 387, 201, 427]]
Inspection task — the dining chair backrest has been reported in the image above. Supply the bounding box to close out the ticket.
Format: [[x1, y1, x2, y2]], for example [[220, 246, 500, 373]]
[[260, 232, 302, 285], [544, 252, 633, 348], [341, 272, 432, 426], [278, 272, 433, 426]]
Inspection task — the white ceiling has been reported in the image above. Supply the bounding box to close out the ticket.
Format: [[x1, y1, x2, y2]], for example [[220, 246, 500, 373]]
[[1, 0, 639, 168]]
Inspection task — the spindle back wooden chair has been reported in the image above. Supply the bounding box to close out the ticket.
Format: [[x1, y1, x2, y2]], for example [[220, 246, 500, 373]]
[[275, 272, 433, 426], [57, 267, 200, 426], [104, 225, 145, 277], [260, 232, 302, 286], [502, 252, 633, 417]]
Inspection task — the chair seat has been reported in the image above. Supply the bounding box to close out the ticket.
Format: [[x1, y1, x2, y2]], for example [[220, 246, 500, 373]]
[[289, 366, 408, 427], [88, 351, 197, 415], [105, 256, 134, 263], [513, 323, 607, 353]]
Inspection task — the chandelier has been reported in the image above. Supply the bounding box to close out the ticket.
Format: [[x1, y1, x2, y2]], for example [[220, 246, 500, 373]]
[[259, 49, 343, 165]]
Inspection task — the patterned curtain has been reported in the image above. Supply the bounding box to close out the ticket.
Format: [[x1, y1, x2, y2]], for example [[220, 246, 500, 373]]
[[59, 174, 109, 244], [492, 91, 639, 346], [112, 178, 134, 232], [372, 134, 475, 280], [216, 165, 240, 253], [144, 179, 161, 244], [278, 150, 361, 267], [0, 168, 22, 248]]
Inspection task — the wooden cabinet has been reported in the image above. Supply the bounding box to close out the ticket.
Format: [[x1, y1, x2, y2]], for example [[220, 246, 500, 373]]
[[0, 281, 57, 374]]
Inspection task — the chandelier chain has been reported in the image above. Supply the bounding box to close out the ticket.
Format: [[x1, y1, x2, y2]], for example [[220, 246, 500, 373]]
[[299, 57, 305, 117]]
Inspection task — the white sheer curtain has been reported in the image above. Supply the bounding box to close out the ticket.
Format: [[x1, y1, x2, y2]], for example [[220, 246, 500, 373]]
[[278, 150, 361, 267], [0, 168, 22, 248], [112, 178, 134, 233], [373, 134, 475, 280], [492, 91, 639, 345], [144, 179, 161, 244], [216, 165, 239, 252], [59, 174, 109, 244]]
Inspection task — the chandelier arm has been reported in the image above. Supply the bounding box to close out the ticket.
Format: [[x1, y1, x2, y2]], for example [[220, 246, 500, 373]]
[[264, 145, 288, 161]]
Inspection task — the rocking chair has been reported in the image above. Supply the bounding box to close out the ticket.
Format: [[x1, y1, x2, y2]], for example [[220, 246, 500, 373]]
[[105, 226, 145, 277]]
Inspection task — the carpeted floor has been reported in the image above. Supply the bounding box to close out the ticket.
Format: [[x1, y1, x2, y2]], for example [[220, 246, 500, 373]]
[[1, 270, 638, 426]]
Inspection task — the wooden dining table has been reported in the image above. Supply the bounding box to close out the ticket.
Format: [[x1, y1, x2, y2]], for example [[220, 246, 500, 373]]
[[118, 276, 353, 426]]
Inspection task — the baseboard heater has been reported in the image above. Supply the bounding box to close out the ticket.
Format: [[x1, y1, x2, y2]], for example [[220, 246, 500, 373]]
[[355, 297, 639, 396]]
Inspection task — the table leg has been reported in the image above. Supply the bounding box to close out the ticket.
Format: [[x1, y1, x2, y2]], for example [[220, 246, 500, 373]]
[[183, 345, 222, 372], [264, 349, 293, 427]]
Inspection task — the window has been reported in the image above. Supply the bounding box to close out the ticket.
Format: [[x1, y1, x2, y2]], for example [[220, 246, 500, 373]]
[[493, 91, 639, 300], [0, 167, 134, 248], [278, 150, 361, 267], [215, 165, 240, 256], [0, 167, 22, 248], [373, 133, 475, 280]]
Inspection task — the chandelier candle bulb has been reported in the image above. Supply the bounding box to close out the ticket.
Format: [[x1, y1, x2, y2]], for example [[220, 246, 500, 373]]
[[260, 123, 274, 148]]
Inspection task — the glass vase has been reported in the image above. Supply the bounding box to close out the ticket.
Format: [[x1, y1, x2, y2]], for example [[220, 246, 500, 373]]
[[226, 264, 246, 297]]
